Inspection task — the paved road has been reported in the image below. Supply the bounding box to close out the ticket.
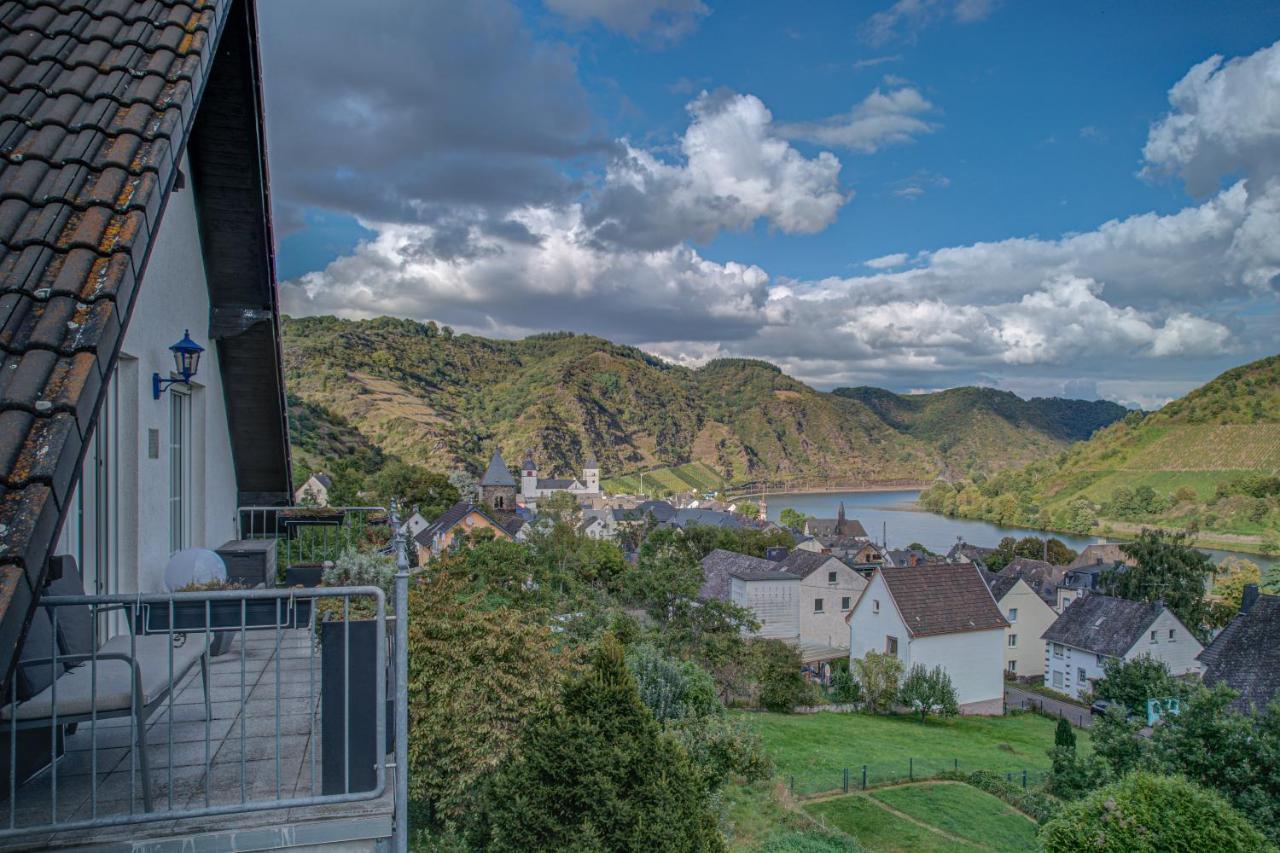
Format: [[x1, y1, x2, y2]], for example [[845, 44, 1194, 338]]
[[1006, 685, 1093, 728]]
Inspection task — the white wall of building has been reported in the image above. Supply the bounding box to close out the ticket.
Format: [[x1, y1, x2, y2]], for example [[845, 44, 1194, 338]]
[[999, 580, 1058, 678], [910, 629, 1006, 711], [848, 572, 911, 666], [731, 577, 798, 640], [56, 152, 239, 599], [1045, 642, 1107, 700], [1122, 609, 1203, 675], [798, 559, 866, 648]]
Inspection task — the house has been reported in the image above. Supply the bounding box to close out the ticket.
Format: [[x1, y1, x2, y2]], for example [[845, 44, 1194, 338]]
[[0, 0, 294, 677], [883, 548, 935, 568], [848, 564, 1009, 714], [999, 558, 1069, 609], [699, 549, 798, 640], [793, 534, 823, 553], [1058, 543, 1136, 609], [946, 541, 995, 569], [1198, 585, 1280, 712], [667, 507, 746, 530], [578, 507, 617, 541], [1040, 594, 1203, 700], [982, 561, 1062, 678], [519, 450, 601, 503], [294, 472, 333, 506], [803, 502, 868, 539], [399, 509, 432, 541], [412, 501, 516, 561], [775, 551, 867, 649]]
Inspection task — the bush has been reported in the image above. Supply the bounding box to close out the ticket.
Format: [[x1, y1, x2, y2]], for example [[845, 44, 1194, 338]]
[[752, 640, 808, 713], [938, 770, 1059, 824], [852, 651, 903, 714], [323, 546, 396, 595], [829, 667, 862, 704], [626, 642, 720, 723], [1039, 772, 1269, 852], [898, 664, 959, 722]]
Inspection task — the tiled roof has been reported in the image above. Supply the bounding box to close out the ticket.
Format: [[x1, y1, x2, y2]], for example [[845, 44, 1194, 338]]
[[990, 557, 1067, 606], [699, 548, 794, 600], [668, 508, 744, 530], [879, 563, 1008, 638], [480, 448, 515, 486], [414, 501, 513, 546], [0, 0, 238, 683], [1199, 592, 1280, 712], [1066, 543, 1135, 570], [1040, 594, 1163, 657], [777, 549, 840, 579]]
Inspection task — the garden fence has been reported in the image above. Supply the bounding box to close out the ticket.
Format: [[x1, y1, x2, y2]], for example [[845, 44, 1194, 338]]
[[786, 757, 1050, 798]]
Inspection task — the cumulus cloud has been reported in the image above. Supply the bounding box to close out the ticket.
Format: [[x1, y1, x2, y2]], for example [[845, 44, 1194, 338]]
[[544, 0, 709, 43], [865, 253, 910, 269], [861, 0, 997, 46], [586, 91, 847, 249], [778, 87, 937, 153]]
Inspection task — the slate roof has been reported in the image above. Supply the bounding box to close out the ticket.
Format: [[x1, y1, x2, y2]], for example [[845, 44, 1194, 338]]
[[990, 557, 1067, 607], [1066, 543, 1135, 570], [480, 448, 516, 487], [634, 500, 675, 522], [536, 477, 574, 490], [877, 563, 1008, 638], [777, 549, 840, 579], [699, 548, 795, 601], [414, 501, 513, 546], [885, 548, 933, 567], [310, 472, 333, 489], [668, 508, 745, 530], [1040, 594, 1164, 658], [1199, 592, 1280, 712], [947, 542, 995, 565], [0, 0, 290, 687]]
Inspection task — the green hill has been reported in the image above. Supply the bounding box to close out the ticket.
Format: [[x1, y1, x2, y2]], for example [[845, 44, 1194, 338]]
[[280, 315, 1127, 492], [920, 354, 1280, 552]]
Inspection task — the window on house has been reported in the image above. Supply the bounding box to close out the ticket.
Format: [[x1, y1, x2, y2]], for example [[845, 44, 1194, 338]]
[[1008, 607, 1018, 622], [168, 390, 190, 554], [1078, 667, 1087, 685], [1169, 629, 1176, 641], [873, 599, 880, 614], [841, 596, 851, 611], [885, 636, 898, 656], [1097, 654, 1106, 666], [828, 571, 838, 584], [1053, 643, 1064, 658], [1052, 670, 1064, 689], [1007, 660, 1017, 673], [1150, 630, 1158, 643], [1008, 634, 1018, 647], [814, 598, 824, 613]]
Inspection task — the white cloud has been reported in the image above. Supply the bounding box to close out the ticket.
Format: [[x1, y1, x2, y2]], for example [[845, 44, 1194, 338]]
[[865, 252, 910, 269], [1143, 39, 1280, 195], [778, 86, 936, 153], [861, 0, 997, 46], [543, 0, 709, 42], [853, 55, 901, 70], [588, 91, 847, 248]]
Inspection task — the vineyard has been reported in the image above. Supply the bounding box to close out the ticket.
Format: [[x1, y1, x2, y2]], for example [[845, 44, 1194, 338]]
[[1121, 424, 1280, 472], [602, 461, 728, 496]]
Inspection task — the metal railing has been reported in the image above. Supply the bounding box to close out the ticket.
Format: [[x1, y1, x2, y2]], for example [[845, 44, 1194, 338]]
[[236, 506, 390, 577], [0, 584, 390, 840]]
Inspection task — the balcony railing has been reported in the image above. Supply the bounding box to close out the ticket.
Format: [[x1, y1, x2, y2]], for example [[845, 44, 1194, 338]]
[[237, 506, 391, 580]]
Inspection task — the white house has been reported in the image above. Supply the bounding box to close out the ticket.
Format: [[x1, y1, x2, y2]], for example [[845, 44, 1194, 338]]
[[294, 472, 333, 506], [700, 549, 799, 640], [1040, 594, 1204, 700], [775, 551, 867, 650], [849, 564, 1009, 715], [983, 558, 1067, 678]]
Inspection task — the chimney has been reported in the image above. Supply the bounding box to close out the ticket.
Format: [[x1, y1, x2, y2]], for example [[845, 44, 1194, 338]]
[[1242, 583, 1260, 614]]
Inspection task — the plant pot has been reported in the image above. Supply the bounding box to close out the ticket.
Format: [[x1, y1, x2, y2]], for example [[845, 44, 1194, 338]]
[[133, 598, 310, 634], [283, 565, 325, 588], [321, 618, 391, 795]]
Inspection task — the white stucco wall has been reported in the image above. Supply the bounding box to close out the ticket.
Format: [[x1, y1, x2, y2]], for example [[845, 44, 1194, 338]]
[[910, 629, 1006, 709], [798, 558, 866, 648], [848, 572, 910, 665], [999, 580, 1058, 678], [56, 152, 239, 597], [731, 577, 799, 639], [1122, 609, 1203, 675], [1045, 642, 1107, 699]]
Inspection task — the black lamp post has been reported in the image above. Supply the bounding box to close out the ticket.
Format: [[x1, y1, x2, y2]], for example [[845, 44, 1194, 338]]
[[152, 330, 205, 399]]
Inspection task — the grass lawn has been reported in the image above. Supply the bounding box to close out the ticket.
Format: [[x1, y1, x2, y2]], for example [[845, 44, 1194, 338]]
[[737, 710, 1088, 794], [805, 793, 985, 853], [723, 781, 857, 852], [872, 783, 1037, 852]]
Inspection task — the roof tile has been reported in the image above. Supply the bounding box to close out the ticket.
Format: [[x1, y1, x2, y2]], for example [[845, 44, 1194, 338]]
[[878, 563, 1008, 637]]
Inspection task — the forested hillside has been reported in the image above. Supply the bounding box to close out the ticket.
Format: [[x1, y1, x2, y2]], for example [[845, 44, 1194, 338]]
[[921, 355, 1280, 553], [280, 315, 1127, 495]]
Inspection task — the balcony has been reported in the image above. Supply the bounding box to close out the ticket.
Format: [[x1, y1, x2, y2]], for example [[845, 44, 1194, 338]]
[[0, 507, 408, 851]]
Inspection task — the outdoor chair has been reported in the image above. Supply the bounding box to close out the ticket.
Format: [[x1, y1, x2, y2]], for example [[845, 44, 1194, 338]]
[[0, 557, 211, 812]]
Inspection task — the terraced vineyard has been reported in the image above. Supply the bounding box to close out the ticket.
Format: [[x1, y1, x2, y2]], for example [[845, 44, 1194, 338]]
[[602, 461, 727, 495]]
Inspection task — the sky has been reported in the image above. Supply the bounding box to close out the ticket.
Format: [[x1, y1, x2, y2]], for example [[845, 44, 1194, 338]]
[[259, 1, 1280, 409]]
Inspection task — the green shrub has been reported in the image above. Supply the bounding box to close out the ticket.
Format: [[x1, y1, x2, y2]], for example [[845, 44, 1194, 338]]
[[752, 639, 809, 713], [852, 650, 903, 714], [898, 664, 959, 722], [626, 642, 720, 722], [1039, 772, 1269, 852], [323, 546, 396, 595], [938, 770, 1059, 824]]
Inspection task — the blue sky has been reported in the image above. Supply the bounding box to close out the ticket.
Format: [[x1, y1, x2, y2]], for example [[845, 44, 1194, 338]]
[[262, 1, 1280, 407]]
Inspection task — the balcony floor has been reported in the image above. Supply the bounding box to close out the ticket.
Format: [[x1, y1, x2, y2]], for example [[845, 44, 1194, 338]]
[[0, 629, 392, 851]]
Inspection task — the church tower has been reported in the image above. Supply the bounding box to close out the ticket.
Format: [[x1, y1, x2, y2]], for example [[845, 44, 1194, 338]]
[[582, 452, 600, 494], [836, 501, 846, 534], [758, 495, 768, 521], [521, 451, 538, 500], [479, 448, 517, 510]]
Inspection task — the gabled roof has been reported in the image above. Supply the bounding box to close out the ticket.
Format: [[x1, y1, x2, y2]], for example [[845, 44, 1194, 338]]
[[536, 477, 575, 490], [699, 548, 794, 600], [876, 563, 1008, 638], [668, 508, 744, 530], [1040, 594, 1166, 657], [309, 472, 333, 489], [1199, 592, 1280, 712], [777, 549, 842, 579], [0, 0, 290, 686], [990, 557, 1067, 607], [480, 448, 516, 487], [1066, 543, 1135, 571], [947, 542, 995, 564], [414, 501, 512, 546]]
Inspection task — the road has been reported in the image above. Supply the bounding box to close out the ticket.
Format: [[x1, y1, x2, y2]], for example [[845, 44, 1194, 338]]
[[1005, 684, 1092, 728]]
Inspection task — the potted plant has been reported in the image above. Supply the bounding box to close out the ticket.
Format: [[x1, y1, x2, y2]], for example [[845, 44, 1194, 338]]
[[317, 547, 396, 795], [136, 580, 312, 634]]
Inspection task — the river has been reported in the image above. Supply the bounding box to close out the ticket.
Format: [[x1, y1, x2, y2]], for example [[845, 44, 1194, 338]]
[[762, 489, 1277, 572]]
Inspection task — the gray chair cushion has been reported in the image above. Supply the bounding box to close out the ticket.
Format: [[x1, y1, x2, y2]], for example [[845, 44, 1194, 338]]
[[47, 555, 94, 663], [15, 608, 57, 701], [2, 634, 206, 722]]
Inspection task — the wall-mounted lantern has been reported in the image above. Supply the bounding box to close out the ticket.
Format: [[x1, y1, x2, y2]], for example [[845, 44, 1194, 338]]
[[152, 330, 204, 399]]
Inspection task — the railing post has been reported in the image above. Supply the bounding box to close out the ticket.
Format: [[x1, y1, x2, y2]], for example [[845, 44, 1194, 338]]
[[843, 767, 849, 794], [862, 764, 867, 790], [909, 757, 913, 781], [391, 500, 411, 853], [1023, 769, 1028, 790]]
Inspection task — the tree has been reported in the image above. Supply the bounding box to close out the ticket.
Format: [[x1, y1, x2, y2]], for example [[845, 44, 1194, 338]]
[[1208, 556, 1262, 626], [470, 635, 724, 852], [405, 573, 569, 821], [447, 469, 478, 503], [736, 501, 760, 519], [779, 507, 807, 531], [537, 490, 581, 523], [852, 651, 903, 714], [627, 526, 705, 618], [1093, 655, 1190, 715], [370, 461, 460, 518], [1047, 716, 1109, 800], [1040, 772, 1269, 852], [750, 639, 809, 712], [897, 664, 958, 722], [1055, 717, 1076, 751], [1101, 529, 1217, 641]]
